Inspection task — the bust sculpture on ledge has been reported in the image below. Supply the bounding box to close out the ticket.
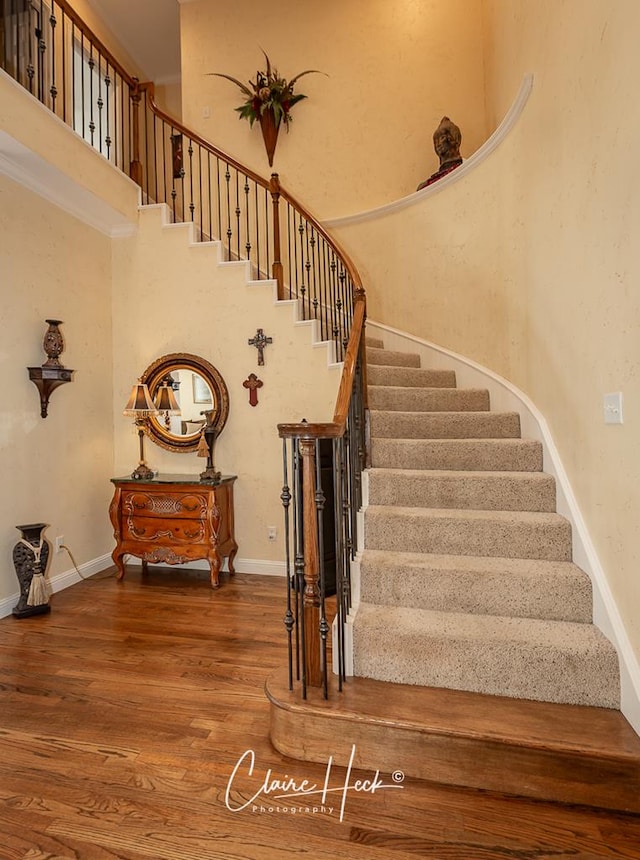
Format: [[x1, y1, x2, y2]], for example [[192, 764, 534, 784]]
[[417, 116, 463, 191]]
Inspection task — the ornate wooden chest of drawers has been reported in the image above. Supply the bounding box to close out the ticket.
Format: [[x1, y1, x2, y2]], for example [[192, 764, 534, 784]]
[[109, 474, 237, 588]]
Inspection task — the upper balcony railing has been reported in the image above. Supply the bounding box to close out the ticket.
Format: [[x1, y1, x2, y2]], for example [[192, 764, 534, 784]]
[[2, 0, 368, 698]]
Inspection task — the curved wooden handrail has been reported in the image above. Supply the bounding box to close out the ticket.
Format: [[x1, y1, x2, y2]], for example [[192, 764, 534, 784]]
[[142, 84, 363, 295], [54, 0, 136, 86]]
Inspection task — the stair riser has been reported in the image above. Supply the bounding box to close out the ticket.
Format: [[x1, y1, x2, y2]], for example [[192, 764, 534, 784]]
[[371, 439, 543, 472], [268, 669, 639, 814], [369, 388, 489, 412], [365, 511, 572, 561], [368, 472, 556, 512], [367, 366, 456, 388], [353, 632, 619, 708], [359, 565, 592, 622], [370, 411, 521, 439], [365, 337, 384, 349]]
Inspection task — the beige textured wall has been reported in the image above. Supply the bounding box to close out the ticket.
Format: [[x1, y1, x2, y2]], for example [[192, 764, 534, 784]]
[[334, 0, 640, 662], [111, 208, 340, 565], [179, 0, 488, 219], [0, 174, 114, 602]]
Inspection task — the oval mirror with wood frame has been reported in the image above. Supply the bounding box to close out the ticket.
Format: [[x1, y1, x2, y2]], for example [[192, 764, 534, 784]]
[[141, 353, 229, 453]]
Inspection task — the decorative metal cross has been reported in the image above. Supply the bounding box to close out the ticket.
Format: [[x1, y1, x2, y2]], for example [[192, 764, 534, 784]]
[[248, 328, 273, 366], [243, 373, 263, 407]]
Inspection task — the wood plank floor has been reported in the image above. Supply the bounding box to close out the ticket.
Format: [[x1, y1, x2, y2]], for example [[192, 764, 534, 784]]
[[0, 566, 639, 860]]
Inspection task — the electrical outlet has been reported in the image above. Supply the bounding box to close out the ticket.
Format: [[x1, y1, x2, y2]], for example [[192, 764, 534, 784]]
[[55, 535, 65, 553], [267, 526, 277, 542]]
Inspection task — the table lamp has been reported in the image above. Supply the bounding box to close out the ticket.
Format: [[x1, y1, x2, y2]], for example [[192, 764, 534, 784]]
[[123, 380, 159, 480]]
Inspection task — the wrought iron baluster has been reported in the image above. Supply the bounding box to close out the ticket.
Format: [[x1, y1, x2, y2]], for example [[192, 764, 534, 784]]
[[161, 119, 168, 210], [188, 139, 195, 223], [304, 222, 312, 322], [96, 51, 103, 153], [216, 157, 222, 245], [88, 44, 95, 145], [224, 163, 232, 260], [281, 439, 295, 691], [254, 182, 260, 278], [207, 152, 213, 240], [309, 227, 319, 323], [332, 435, 347, 688], [293, 437, 304, 689], [321, 238, 330, 344], [79, 32, 85, 137], [169, 125, 177, 221], [198, 145, 203, 238], [142, 88, 150, 199], [61, 6, 66, 123], [329, 250, 339, 357], [314, 439, 329, 699], [234, 170, 241, 260], [243, 176, 251, 263], [49, 6, 57, 111], [27, 6, 36, 94], [36, 0, 44, 102], [104, 64, 112, 159], [298, 218, 306, 312], [264, 182, 271, 278], [286, 203, 294, 301]]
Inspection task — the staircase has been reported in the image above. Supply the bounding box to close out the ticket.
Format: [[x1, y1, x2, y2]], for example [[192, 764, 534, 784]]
[[267, 334, 640, 813], [353, 337, 619, 708]]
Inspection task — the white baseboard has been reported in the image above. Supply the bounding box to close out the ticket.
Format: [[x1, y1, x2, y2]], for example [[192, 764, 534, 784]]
[[367, 320, 640, 736], [0, 554, 286, 620], [0, 552, 113, 619]]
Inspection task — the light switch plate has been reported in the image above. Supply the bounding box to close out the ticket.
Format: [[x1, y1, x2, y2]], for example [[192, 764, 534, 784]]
[[603, 392, 623, 424]]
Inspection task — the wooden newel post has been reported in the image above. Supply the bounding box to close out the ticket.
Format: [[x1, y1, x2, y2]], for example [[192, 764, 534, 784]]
[[299, 437, 322, 687], [269, 173, 284, 301], [129, 77, 143, 186]]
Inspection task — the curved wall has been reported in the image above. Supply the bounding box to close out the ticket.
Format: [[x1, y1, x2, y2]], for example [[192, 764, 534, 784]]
[[330, 0, 640, 722], [179, 0, 488, 219]]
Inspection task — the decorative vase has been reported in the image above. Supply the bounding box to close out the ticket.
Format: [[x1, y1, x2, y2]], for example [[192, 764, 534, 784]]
[[259, 109, 281, 167], [12, 523, 52, 618], [42, 319, 65, 367]]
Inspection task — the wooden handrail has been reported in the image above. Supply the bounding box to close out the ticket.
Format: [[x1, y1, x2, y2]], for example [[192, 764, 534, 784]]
[[141, 86, 363, 301]]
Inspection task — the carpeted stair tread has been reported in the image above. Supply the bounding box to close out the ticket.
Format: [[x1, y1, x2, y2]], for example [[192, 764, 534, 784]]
[[371, 437, 543, 471], [369, 410, 521, 439], [368, 468, 556, 511], [369, 386, 490, 412], [367, 346, 421, 367], [368, 365, 457, 388], [352, 603, 620, 708], [359, 549, 592, 622], [364, 506, 572, 560]]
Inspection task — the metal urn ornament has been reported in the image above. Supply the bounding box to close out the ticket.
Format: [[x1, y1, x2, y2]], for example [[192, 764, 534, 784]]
[[28, 319, 74, 417], [12, 523, 52, 618]]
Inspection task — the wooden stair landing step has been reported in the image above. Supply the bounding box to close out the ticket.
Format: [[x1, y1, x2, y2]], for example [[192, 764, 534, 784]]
[[266, 666, 640, 814]]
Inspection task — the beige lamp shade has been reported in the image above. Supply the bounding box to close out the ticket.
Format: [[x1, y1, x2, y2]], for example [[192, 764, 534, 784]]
[[123, 381, 159, 416], [154, 382, 181, 414]]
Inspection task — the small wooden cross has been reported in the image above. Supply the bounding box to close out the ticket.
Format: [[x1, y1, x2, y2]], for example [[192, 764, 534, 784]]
[[243, 373, 263, 407], [248, 328, 273, 366]]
